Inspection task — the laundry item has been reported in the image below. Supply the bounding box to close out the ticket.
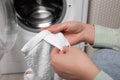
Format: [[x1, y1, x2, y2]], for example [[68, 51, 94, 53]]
[[21, 30, 70, 80]]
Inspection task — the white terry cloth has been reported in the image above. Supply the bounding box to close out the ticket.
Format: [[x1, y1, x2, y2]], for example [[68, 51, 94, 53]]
[[21, 30, 70, 80]]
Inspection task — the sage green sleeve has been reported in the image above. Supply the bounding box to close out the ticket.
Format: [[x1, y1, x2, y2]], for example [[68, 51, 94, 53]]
[[95, 71, 113, 80], [93, 25, 120, 51]]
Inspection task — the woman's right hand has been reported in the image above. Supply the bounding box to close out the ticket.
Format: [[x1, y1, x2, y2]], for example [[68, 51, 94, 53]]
[[50, 46, 100, 80], [41, 21, 95, 45]]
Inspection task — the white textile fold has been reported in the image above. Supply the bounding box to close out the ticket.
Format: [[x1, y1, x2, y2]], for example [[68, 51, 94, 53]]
[[21, 30, 70, 80]]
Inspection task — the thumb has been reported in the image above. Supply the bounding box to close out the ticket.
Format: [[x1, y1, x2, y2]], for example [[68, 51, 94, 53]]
[[62, 46, 69, 53], [51, 47, 60, 55], [41, 23, 66, 33], [50, 47, 60, 57]]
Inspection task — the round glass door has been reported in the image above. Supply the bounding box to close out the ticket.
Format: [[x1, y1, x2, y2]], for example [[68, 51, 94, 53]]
[[13, 0, 66, 32]]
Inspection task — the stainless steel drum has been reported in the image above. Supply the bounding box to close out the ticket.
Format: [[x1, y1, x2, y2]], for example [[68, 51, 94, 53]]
[[14, 0, 66, 32]]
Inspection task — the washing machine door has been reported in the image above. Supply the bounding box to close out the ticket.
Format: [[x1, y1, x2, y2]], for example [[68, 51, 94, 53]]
[[14, 0, 66, 32], [0, 0, 18, 59]]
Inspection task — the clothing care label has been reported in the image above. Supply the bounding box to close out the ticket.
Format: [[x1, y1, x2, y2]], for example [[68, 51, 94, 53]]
[[21, 30, 70, 54]]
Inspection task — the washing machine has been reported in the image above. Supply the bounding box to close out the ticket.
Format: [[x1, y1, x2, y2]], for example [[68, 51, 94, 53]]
[[0, 0, 88, 75], [13, 0, 88, 32]]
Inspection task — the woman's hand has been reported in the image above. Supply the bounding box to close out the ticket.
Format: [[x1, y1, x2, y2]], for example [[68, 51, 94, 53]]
[[51, 46, 100, 80], [41, 21, 95, 45]]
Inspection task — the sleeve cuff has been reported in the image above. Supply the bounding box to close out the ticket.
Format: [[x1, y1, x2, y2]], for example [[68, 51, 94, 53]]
[[93, 25, 117, 49], [94, 71, 113, 80]]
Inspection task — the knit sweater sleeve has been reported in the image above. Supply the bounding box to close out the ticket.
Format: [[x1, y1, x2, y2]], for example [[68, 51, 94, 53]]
[[93, 25, 120, 51], [94, 71, 113, 80], [93, 25, 120, 80]]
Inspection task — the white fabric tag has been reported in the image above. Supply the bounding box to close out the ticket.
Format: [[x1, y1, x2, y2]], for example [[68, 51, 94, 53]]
[[21, 30, 70, 53], [44, 32, 70, 50]]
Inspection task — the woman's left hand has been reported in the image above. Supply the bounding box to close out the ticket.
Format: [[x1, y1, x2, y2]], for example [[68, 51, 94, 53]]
[[50, 46, 100, 80]]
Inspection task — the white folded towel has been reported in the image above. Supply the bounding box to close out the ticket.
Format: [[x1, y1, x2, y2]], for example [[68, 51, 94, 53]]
[[21, 30, 70, 80]]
